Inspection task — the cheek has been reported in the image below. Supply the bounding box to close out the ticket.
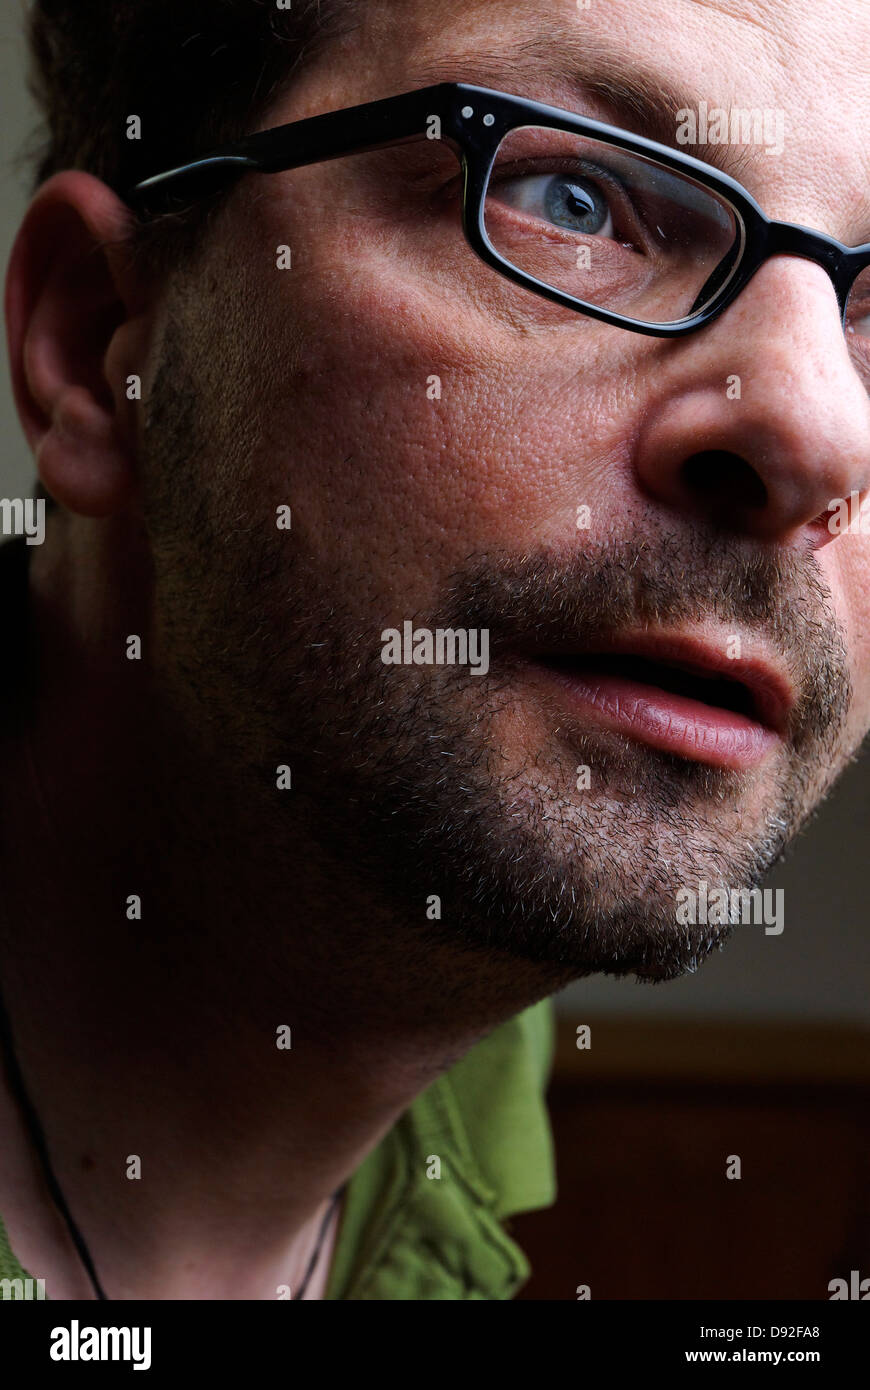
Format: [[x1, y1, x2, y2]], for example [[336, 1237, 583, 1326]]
[[248, 234, 646, 609], [820, 538, 870, 734]]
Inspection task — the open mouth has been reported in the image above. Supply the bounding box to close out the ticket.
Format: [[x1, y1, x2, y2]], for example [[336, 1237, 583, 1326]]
[[542, 652, 762, 722], [527, 638, 790, 770]]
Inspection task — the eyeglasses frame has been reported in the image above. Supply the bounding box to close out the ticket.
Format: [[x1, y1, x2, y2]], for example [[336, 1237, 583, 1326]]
[[127, 81, 870, 341]]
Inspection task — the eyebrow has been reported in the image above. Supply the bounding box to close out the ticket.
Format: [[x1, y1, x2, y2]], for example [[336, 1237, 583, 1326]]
[[413, 33, 757, 184]]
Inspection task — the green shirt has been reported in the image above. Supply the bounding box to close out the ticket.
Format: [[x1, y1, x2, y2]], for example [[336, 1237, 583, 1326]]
[[0, 1000, 556, 1300]]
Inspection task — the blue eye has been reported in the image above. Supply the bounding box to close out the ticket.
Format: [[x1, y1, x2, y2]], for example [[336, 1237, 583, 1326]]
[[492, 173, 615, 238]]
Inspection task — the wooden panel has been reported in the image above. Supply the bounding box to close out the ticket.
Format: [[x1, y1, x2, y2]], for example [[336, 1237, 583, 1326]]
[[512, 1019, 870, 1300], [554, 1015, 870, 1082]]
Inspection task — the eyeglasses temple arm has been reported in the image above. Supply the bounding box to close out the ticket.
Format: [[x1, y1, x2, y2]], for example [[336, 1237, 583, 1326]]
[[127, 84, 453, 211]]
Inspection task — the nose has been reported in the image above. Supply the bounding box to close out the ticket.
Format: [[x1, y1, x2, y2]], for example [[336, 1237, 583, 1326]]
[[633, 256, 870, 544]]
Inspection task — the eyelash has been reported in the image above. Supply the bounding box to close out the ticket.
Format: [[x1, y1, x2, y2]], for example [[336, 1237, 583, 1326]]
[[486, 156, 642, 244], [433, 155, 647, 252]]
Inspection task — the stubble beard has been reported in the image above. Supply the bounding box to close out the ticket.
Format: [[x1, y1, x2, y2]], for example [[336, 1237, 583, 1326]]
[[142, 304, 853, 990]]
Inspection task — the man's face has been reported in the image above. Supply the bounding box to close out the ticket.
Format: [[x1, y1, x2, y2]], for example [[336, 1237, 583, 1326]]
[[142, 0, 870, 983]]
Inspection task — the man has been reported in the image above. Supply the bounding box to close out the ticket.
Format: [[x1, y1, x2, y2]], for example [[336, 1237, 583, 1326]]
[[0, 0, 868, 1301]]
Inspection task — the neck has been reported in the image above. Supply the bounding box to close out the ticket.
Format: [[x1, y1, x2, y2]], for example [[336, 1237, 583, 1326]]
[[0, 529, 549, 1298]]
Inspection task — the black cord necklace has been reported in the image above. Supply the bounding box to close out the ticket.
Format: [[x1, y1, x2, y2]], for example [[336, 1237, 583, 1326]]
[[0, 979, 108, 1299], [0, 981, 342, 1301], [3, 600, 341, 1301]]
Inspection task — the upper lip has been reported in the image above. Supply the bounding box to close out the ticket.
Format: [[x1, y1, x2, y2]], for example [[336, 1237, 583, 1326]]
[[532, 629, 795, 734]]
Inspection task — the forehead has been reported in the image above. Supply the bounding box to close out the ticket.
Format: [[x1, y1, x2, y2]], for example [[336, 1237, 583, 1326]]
[[369, 0, 865, 100], [308, 0, 870, 235]]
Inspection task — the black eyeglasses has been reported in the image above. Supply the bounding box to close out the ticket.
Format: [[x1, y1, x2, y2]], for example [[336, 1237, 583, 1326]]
[[129, 82, 870, 361]]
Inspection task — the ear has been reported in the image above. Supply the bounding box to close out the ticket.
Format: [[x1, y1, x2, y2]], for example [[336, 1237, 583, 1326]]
[[4, 171, 153, 518]]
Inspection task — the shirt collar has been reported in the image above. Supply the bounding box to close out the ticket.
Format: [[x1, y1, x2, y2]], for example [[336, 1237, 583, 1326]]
[[326, 1001, 556, 1300]]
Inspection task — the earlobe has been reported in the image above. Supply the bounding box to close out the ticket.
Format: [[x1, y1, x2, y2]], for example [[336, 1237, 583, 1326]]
[[5, 171, 145, 519], [35, 385, 136, 518]]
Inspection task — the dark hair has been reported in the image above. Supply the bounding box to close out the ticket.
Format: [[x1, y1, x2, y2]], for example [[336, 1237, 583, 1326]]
[[24, 1, 358, 270]]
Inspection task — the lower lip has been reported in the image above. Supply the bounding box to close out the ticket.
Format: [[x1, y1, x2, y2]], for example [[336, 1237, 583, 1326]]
[[529, 662, 779, 770]]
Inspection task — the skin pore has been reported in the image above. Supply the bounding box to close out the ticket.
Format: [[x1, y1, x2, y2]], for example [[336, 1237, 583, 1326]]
[[2, 0, 870, 1299]]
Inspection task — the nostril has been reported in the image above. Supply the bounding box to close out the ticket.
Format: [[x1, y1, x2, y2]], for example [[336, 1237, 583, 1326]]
[[681, 450, 768, 512]]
